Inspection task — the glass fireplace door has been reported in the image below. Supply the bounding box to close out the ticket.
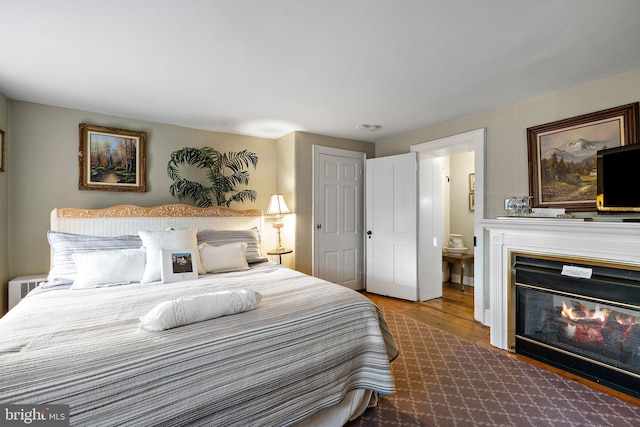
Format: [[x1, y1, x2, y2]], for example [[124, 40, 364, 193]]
[[516, 285, 640, 378], [513, 254, 640, 398]]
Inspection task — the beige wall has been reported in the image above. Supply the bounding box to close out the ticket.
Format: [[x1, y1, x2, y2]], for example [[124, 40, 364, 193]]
[[7, 101, 277, 282], [0, 92, 8, 312], [376, 68, 640, 219], [449, 151, 475, 250], [273, 132, 296, 269]]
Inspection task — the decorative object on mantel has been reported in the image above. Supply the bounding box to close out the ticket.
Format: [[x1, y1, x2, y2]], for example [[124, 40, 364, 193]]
[[501, 206, 575, 219], [444, 233, 467, 255], [0, 129, 5, 173], [167, 147, 258, 207], [265, 194, 291, 251], [530, 208, 566, 217], [527, 102, 639, 212], [505, 196, 533, 216], [78, 123, 147, 192]]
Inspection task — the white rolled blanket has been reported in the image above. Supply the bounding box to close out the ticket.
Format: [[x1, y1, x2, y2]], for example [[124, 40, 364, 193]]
[[139, 288, 262, 331]]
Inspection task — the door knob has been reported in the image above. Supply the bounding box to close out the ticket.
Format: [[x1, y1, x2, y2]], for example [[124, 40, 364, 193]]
[[367, 230, 372, 239], [317, 224, 322, 230]]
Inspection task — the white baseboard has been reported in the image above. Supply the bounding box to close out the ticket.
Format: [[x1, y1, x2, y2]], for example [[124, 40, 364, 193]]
[[482, 309, 491, 326]]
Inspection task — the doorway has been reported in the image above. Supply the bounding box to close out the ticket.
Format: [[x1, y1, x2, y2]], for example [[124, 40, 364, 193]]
[[312, 145, 366, 290], [411, 129, 487, 325], [443, 151, 475, 287]]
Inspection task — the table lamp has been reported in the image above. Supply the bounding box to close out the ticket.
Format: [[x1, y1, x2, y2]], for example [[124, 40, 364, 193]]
[[266, 194, 291, 251]]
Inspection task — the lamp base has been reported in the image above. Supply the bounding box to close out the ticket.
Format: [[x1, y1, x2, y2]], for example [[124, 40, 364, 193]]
[[273, 222, 286, 253]]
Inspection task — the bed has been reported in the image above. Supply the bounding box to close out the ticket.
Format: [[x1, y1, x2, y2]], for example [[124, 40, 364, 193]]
[[0, 204, 397, 426]]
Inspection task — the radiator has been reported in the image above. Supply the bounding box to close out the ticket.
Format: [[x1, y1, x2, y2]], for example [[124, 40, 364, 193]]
[[8, 275, 47, 310]]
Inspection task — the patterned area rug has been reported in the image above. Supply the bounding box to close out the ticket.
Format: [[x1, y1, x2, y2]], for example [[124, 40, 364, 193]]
[[347, 308, 640, 426]]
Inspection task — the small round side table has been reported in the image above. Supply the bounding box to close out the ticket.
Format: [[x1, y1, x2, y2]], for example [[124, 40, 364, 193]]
[[267, 249, 293, 264]]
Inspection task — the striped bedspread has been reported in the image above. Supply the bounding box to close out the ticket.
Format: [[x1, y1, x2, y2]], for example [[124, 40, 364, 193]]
[[0, 263, 397, 426]]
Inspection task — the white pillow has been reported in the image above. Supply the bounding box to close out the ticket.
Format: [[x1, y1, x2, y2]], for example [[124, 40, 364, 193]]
[[198, 242, 249, 273], [139, 229, 204, 283], [47, 231, 142, 286], [139, 289, 262, 331], [196, 228, 267, 264], [71, 248, 146, 289]]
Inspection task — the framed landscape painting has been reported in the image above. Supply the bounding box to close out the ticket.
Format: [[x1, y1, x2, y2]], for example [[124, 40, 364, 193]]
[[527, 103, 639, 212], [79, 123, 147, 192]]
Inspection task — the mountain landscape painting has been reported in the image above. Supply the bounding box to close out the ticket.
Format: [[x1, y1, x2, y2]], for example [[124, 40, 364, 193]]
[[537, 119, 621, 204], [528, 103, 638, 211]]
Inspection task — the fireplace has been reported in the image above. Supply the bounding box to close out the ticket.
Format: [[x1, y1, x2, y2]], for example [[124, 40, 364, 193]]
[[481, 218, 640, 396], [513, 254, 640, 398]]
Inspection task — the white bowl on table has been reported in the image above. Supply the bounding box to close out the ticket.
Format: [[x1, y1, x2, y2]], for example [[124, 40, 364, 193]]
[[444, 247, 468, 255]]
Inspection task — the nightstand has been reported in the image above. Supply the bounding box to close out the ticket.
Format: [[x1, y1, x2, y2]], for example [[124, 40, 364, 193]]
[[267, 249, 293, 264]]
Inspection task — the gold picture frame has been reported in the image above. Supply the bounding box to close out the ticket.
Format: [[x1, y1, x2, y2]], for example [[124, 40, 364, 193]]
[[527, 103, 639, 212], [469, 193, 475, 211], [79, 123, 147, 192], [469, 173, 475, 192]]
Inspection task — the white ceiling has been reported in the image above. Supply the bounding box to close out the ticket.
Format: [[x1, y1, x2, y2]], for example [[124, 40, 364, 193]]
[[3, 0, 640, 143]]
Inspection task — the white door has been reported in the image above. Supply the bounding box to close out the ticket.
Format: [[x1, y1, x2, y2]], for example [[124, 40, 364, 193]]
[[365, 152, 418, 301], [313, 147, 365, 290], [417, 154, 444, 300]]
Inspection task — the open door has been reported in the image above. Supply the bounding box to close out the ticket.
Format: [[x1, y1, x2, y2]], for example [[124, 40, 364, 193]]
[[365, 152, 444, 302], [365, 152, 418, 301], [417, 153, 444, 300]]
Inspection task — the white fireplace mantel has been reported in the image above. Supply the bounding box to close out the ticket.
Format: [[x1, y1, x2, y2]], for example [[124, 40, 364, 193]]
[[479, 217, 640, 350]]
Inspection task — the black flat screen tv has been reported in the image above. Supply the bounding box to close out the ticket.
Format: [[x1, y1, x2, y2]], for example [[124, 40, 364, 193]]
[[596, 144, 640, 212]]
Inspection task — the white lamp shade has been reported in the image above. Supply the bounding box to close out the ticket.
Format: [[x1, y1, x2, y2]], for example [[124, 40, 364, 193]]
[[266, 194, 291, 216]]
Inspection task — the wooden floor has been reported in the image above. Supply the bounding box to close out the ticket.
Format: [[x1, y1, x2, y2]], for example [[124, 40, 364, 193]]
[[363, 283, 640, 408]]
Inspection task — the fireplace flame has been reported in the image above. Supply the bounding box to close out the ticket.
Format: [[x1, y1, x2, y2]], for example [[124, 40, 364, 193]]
[[561, 301, 609, 322], [551, 298, 639, 359], [615, 314, 640, 326]]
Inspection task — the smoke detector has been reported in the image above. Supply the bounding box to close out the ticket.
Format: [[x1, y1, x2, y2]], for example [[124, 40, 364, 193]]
[[356, 124, 382, 132]]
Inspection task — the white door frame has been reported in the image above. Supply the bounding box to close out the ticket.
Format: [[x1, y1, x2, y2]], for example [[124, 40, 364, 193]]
[[312, 145, 366, 279], [410, 128, 488, 325]]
